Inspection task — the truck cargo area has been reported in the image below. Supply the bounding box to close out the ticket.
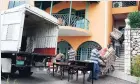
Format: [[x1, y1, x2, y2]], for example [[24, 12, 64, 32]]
[[1, 5, 59, 74], [21, 10, 57, 54]]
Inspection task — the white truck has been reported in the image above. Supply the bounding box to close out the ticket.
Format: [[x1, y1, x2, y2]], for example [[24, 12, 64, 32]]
[[1, 4, 59, 77]]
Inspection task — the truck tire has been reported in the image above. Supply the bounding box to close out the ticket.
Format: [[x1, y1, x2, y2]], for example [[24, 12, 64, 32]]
[[19, 67, 33, 77], [11, 66, 17, 74]]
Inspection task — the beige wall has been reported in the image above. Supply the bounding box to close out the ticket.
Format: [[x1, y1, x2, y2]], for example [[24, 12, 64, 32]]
[[0, 0, 9, 11], [52, 1, 107, 49], [26, 0, 34, 7]]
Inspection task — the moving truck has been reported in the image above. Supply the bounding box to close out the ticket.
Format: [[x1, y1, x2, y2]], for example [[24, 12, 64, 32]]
[[1, 4, 59, 76]]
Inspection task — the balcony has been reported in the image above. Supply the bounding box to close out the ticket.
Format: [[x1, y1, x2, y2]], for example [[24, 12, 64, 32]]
[[52, 14, 90, 36], [112, 1, 138, 14], [53, 14, 89, 30], [112, 1, 137, 8]]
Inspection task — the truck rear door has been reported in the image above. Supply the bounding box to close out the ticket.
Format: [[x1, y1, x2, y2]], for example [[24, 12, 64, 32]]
[[1, 9, 25, 52]]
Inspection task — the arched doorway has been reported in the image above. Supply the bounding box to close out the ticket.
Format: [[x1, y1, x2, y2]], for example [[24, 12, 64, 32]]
[[57, 41, 72, 60], [77, 41, 102, 61]]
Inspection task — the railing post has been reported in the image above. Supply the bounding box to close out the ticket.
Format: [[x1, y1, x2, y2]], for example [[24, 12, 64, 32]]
[[50, 1, 53, 15], [85, 2, 89, 30], [68, 1, 72, 26], [39, 1, 42, 9]]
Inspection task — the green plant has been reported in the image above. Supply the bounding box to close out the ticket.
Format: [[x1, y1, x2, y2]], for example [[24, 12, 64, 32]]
[[128, 11, 140, 28], [131, 55, 140, 77]]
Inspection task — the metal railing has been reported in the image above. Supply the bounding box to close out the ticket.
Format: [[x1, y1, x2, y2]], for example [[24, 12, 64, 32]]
[[52, 14, 89, 30], [112, 1, 137, 8]]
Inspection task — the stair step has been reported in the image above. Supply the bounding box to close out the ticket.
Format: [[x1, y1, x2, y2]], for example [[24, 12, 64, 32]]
[[115, 69, 124, 72], [114, 64, 124, 66], [114, 61, 124, 63], [114, 65, 124, 67], [114, 63, 124, 66], [115, 58, 124, 60], [116, 58, 124, 60], [114, 67, 124, 70], [115, 67, 124, 69], [114, 67, 124, 69]]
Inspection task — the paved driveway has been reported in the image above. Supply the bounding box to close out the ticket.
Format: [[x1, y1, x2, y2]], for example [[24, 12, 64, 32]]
[[1, 71, 136, 84]]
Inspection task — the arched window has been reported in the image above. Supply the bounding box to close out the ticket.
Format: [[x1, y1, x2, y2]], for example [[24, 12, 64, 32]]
[[77, 41, 101, 60], [57, 41, 72, 60]]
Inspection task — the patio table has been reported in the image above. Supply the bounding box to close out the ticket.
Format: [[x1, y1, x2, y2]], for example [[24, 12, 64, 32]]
[[53, 62, 69, 80], [68, 60, 94, 84]]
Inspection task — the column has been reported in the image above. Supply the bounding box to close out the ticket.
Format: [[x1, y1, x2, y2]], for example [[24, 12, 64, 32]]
[[124, 18, 131, 74], [85, 2, 89, 30], [68, 1, 72, 26], [50, 1, 53, 15]]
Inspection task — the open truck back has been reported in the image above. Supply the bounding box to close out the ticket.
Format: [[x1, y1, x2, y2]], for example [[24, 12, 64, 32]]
[[1, 4, 59, 76]]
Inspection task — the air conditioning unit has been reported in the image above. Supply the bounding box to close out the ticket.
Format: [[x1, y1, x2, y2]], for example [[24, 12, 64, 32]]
[[113, 2, 123, 8]]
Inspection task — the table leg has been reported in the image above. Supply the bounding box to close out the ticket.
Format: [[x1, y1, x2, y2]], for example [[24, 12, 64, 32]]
[[63, 66, 64, 77], [60, 66, 63, 80], [53, 63, 54, 76], [83, 71, 85, 84], [68, 68, 70, 81], [76, 69, 78, 81], [92, 65, 93, 84]]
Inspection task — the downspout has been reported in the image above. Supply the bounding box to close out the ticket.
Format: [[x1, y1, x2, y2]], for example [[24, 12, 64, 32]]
[[39, 1, 42, 9], [104, 1, 108, 48]]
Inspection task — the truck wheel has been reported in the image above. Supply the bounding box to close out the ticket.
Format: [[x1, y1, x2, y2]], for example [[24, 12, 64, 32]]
[[19, 67, 33, 77], [11, 66, 17, 74]]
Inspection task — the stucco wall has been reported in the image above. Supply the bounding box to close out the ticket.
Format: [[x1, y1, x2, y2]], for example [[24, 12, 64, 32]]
[[112, 6, 138, 14], [46, 1, 107, 50], [0, 0, 9, 11], [107, 1, 113, 45]]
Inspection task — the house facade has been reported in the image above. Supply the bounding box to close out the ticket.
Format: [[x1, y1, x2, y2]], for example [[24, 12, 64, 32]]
[[1, 0, 140, 73]]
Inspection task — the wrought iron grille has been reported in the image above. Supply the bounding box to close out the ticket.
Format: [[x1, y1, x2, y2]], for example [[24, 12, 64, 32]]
[[112, 1, 137, 8], [52, 14, 89, 29], [76, 41, 102, 61]]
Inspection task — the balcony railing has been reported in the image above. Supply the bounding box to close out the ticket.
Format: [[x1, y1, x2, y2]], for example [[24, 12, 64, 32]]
[[112, 1, 137, 8], [53, 14, 89, 30]]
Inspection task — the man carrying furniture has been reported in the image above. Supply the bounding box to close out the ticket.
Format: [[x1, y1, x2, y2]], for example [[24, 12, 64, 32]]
[[87, 46, 105, 81]]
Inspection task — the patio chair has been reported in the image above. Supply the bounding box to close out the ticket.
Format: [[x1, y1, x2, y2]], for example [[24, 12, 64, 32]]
[[100, 47, 117, 76]]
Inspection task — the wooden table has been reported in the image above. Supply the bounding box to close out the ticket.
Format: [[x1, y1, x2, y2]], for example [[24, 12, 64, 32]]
[[53, 62, 69, 80], [68, 60, 94, 84], [52, 61, 94, 84]]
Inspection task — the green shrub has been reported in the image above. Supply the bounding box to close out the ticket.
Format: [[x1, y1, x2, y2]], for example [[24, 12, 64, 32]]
[[131, 55, 140, 77], [128, 11, 140, 28]]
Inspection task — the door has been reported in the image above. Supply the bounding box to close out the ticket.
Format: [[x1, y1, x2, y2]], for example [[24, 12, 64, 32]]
[[1, 10, 25, 52]]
